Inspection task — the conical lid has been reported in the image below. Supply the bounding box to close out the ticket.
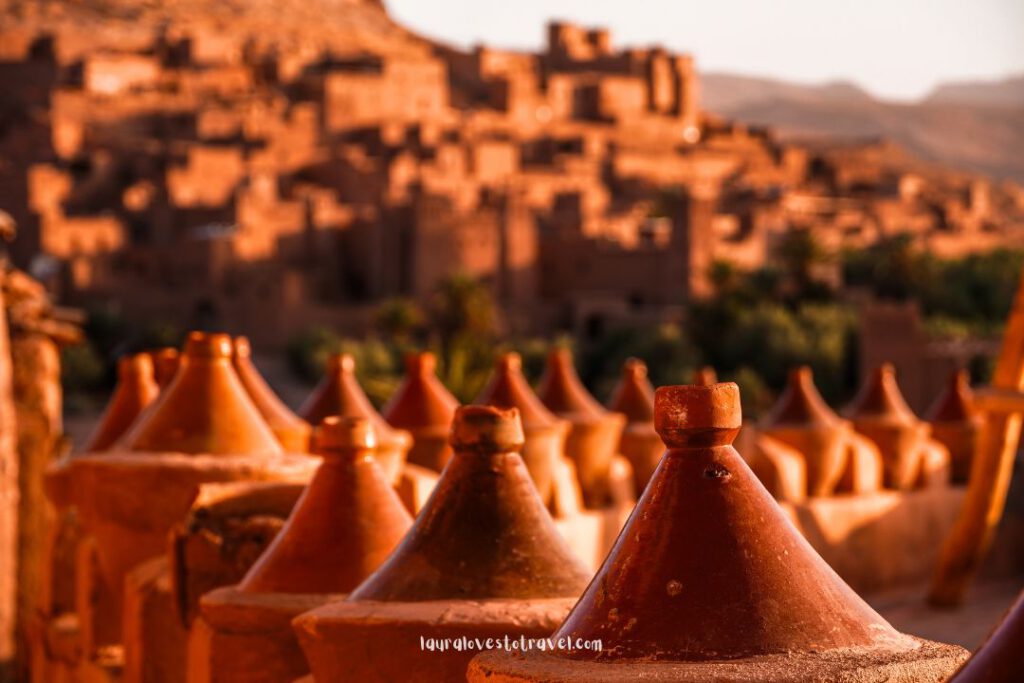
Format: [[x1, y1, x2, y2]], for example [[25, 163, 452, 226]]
[[349, 405, 591, 601], [119, 332, 283, 456], [607, 358, 655, 423], [475, 353, 562, 429], [150, 347, 180, 389], [949, 589, 1024, 682], [554, 382, 909, 661], [926, 369, 977, 423], [538, 348, 608, 420], [232, 336, 310, 450], [238, 416, 413, 594], [381, 352, 459, 431], [84, 353, 160, 452], [845, 363, 920, 426], [298, 353, 411, 450], [692, 366, 718, 386], [764, 366, 843, 427]]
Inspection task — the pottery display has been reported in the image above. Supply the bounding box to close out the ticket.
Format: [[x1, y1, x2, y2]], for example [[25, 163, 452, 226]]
[[232, 336, 311, 452], [382, 352, 459, 472], [762, 366, 853, 496], [292, 405, 591, 682], [606, 358, 662, 493], [469, 383, 968, 682], [474, 352, 570, 508], [846, 363, 935, 490], [538, 349, 626, 508], [926, 368, 983, 484], [300, 353, 413, 484], [83, 353, 160, 453], [187, 416, 412, 683]]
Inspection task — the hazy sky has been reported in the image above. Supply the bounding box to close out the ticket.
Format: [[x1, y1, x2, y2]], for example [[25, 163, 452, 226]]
[[387, 0, 1024, 101]]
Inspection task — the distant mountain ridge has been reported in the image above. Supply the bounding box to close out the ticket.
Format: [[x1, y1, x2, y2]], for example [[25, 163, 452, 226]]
[[701, 72, 1024, 182]]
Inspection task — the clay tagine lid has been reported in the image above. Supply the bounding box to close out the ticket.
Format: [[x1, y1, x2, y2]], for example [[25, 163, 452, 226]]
[[948, 589, 1024, 682], [299, 353, 412, 452], [553, 382, 911, 661], [119, 331, 283, 457], [691, 365, 719, 386], [84, 353, 160, 452], [382, 352, 459, 434], [238, 416, 413, 594], [606, 358, 655, 423], [349, 405, 590, 601], [926, 369, 978, 423], [475, 353, 563, 429], [232, 336, 311, 451], [764, 366, 843, 428], [538, 348, 609, 422], [845, 363, 921, 426], [150, 347, 181, 389]]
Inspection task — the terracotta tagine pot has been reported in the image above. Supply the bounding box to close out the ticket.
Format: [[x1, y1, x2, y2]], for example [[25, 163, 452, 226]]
[[299, 353, 412, 485], [84, 352, 161, 453], [474, 352, 570, 508], [469, 383, 968, 682], [233, 336, 311, 453], [926, 369, 982, 484], [66, 332, 317, 642], [382, 351, 460, 472], [538, 348, 626, 508], [150, 347, 181, 389], [947, 588, 1024, 683], [188, 416, 412, 683], [293, 405, 591, 682], [606, 358, 663, 494], [761, 366, 852, 496], [692, 365, 718, 386], [845, 363, 932, 490]]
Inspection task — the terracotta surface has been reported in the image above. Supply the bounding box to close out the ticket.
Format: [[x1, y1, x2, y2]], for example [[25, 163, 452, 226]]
[[948, 589, 1024, 683], [120, 332, 283, 457], [232, 336, 311, 453], [65, 332, 317, 654], [382, 352, 459, 472], [149, 348, 180, 389], [292, 405, 590, 682], [926, 369, 982, 484], [468, 383, 967, 682], [606, 358, 663, 493], [84, 353, 160, 453], [474, 353, 570, 508], [351, 405, 590, 601], [538, 348, 627, 508], [239, 416, 412, 594], [300, 353, 413, 485], [846, 364, 934, 490], [762, 366, 852, 496]]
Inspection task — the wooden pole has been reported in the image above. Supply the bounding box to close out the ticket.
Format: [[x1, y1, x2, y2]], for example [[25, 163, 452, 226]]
[[928, 274, 1024, 607]]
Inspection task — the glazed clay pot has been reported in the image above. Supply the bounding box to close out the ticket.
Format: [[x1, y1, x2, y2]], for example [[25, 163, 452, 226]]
[[606, 358, 663, 494], [67, 332, 317, 642], [293, 406, 591, 683], [149, 347, 180, 389], [299, 353, 413, 485], [762, 366, 852, 497], [84, 353, 160, 453], [926, 369, 983, 484], [382, 352, 459, 472], [469, 383, 968, 682], [188, 417, 412, 683], [233, 336, 311, 453], [846, 364, 931, 490], [538, 349, 626, 508], [948, 588, 1024, 683], [474, 352, 569, 508]]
